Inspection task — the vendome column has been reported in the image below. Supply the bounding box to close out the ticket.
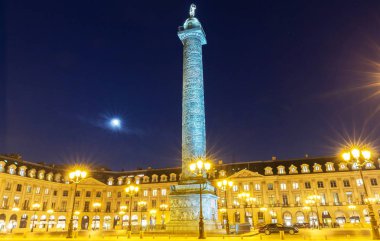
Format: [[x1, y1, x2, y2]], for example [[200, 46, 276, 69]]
[[167, 4, 219, 233]]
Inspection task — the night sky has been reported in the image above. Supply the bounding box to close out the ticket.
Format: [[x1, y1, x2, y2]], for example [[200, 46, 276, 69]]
[[1, 1, 380, 170]]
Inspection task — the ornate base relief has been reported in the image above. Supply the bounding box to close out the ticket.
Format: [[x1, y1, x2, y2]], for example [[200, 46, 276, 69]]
[[167, 182, 220, 232]]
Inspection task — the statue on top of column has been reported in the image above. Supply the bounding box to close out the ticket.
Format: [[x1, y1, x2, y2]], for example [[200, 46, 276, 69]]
[[189, 4, 196, 18]]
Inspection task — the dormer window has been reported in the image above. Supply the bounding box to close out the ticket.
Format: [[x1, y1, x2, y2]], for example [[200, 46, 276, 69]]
[[365, 162, 375, 169], [289, 165, 298, 174], [19, 167, 27, 177], [352, 162, 359, 170], [170, 173, 176, 181], [264, 167, 273, 175], [8, 165, 16, 175], [54, 173, 62, 182], [160, 175, 167, 182], [107, 178, 114, 186], [313, 163, 322, 172], [325, 162, 335, 172], [46, 172, 53, 181], [143, 176, 150, 183], [301, 164, 310, 173], [135, 177, 140, 184], [219, 170, 226, 177], [277, 166, 285, 175], [117, 177, 124, 185], [339, 162, 348, 171], [152, 175, 158, 182], [38, 170, 45, 180], [0, 161, 5, 172], [29, 169, 36, 178]]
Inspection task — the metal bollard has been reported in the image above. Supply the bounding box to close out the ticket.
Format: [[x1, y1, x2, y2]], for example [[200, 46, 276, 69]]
[[260, 234, 262, 240], [280, 230, 285, 240], [324, 235, 327, 240]]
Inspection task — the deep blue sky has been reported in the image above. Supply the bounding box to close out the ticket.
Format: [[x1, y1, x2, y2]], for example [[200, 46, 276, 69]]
[[1, 1, 380, 170]]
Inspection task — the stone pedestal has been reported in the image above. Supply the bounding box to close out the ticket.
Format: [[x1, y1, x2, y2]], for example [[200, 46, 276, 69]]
[[167, 180, 219, 233]]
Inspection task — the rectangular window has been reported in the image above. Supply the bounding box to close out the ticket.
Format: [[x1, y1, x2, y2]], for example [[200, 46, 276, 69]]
[[13, 196, 20, 207], [35, 187, 41, 194], [61, 201, 67, 211], [282, 194, 288, 206], [117, 192, 121, 198], [106, 202, 111, 212], [317, 181, 324, 188], [294, 194, 301, 205], [330, 180, 337, 188], [152, 200, 157, 208], [267, 183, 273, 190], [53, 190, 57, 196], [16, 184, 22, 192], [1, 196, 8, 208], [152, 189, 157, 197], [23, 199, 29, 210], [232, 185, 239, 192], [292, 182, 299, 190], [305, 182, 311, 189], [143, 190, 148, 197], [280, 183, 286, 190], [84, 201, 90, 212], [107, 191, 112, 198], [86, 191, 91, 197], [320, 193, 326, 205], [243, 184, 250, 191], [42, 201, 48, 211], [343, 179, 350, 187], [74, 201, 79, 210], [161, 189, 167, 196], [96, 191, 102, 197], [63, 190, 69, 196], [44, 188, 49, 195], [5, 182, 11, 191], [26, 186, 32, 193], [75, 191, 80, 197], [51, 202, 56, 209], [356, 179, 363, 186], [371, 178, 378, 186], [268, 195, 275, 205], [254, 184, 261, 191], [346, 192, 353, 204], [333, 192, 340, 205]]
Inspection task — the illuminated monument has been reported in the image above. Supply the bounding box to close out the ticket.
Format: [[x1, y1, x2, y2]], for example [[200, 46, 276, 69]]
[[168, 4, 219, 233]]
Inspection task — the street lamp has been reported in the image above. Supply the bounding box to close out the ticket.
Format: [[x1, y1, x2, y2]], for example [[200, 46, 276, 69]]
[[189, 158, 212, 239], [31, 203, 40, 232], [125, 184, 139, 238], [217, 179, 233, 235], [305, 195, 321, 229], [46, 209, 54, 232], [138, 201, 147, 238], [159, 204, 168, 230], [67, 169, 87, 238], [92, 202, 101, 230], [342, 148, 380, 239]]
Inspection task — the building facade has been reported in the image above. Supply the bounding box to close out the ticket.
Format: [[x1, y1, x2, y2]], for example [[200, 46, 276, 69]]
[[0, 154, 379, 233]]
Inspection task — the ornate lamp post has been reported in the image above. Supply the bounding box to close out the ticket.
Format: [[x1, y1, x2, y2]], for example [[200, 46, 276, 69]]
[[159, 204, 168, 230], [125, 184, 139, 238], [138, 201, 147, 238], [217, 179, 233, 234], [46, 209, 54, 232], [305, 195, 321, 229], [67, 169, 87, 238], [31, 203, 40, 232], [92, 202, 101, 230], [342, 148, 380, 239], [189, 159, 212, 239]]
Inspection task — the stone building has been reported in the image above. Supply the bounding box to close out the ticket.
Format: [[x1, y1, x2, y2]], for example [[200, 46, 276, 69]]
[[0, 153, 379, 233]]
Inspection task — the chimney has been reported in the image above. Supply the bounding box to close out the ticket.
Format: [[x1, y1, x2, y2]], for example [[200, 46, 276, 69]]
[[272, 156, 277, 161], [218, 160, 223, 165]]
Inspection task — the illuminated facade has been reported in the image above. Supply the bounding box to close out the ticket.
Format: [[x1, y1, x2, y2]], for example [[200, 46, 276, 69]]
[[0, 154, 379, 233]]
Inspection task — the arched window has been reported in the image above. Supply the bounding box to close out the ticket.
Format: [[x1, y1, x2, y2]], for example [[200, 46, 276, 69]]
[[339, 162, 348, 171], [301, 164, 310, 173], [152, 175, 158, 182], [8, 164, 17, 175], [170, 173, 176, 181], [325, 162, 335, 172], [160, 175, 167, 182], [143, 176, 150, 183], [313, 163, 322, 172], [107, 178, 114, 186]]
